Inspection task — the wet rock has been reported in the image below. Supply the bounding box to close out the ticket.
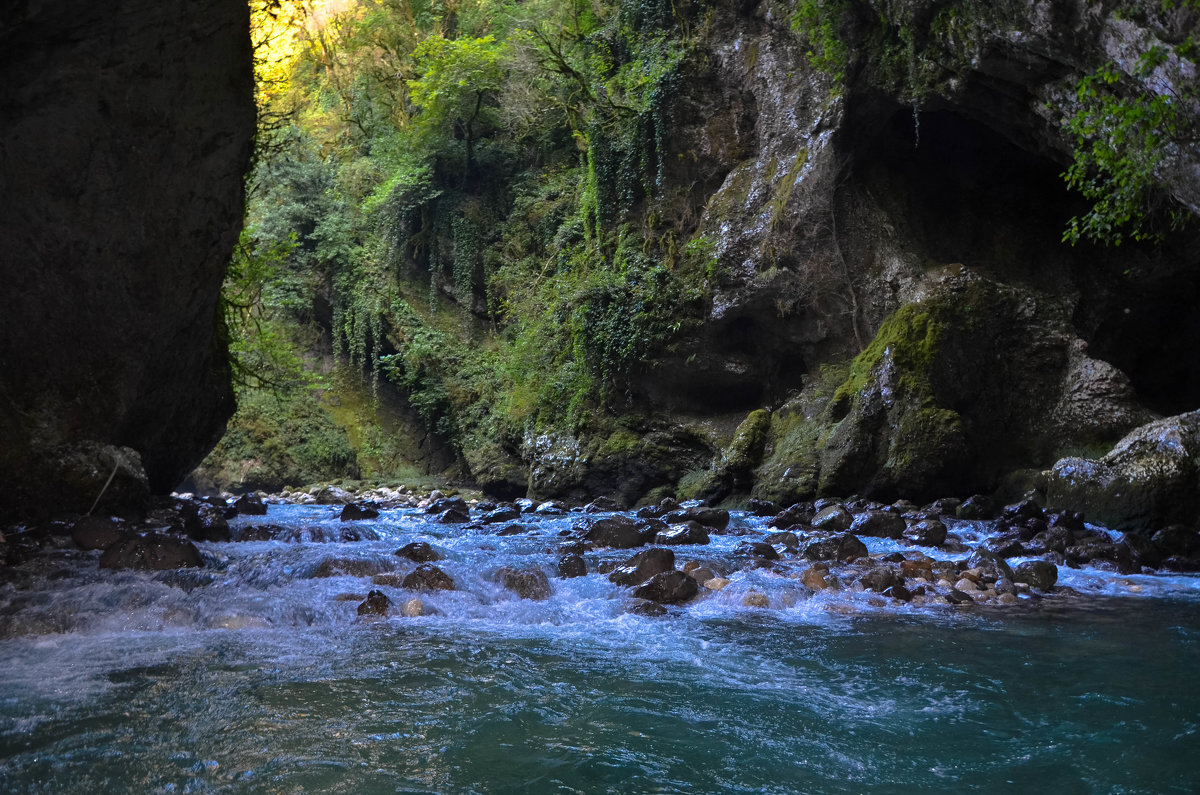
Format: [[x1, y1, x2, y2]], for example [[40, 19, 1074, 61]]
[[925, 497, 962, 516], [1002, 499, 1044, 523], [747, 498, 779, 517], [233, 492, 268, 516], [636, 497, 681, 519], [371, 573, 406, 587], [99, 533, 203, 570], [558, 554, 587, 578], [956, 495, 996, 520], [945, 588, 975, 605], [425, 496, 468, 515], [71, 516, 125, 550], [311, 556, 394, 578], [340, 502, 380, 521], [153, 569, 214, 592], [584, 496, 622, 513], [1152, 525, 1200, 557], [1045, 411, 1200, 533], [315, 486, 355, 505], [338, 525, 379, 543], [394, 541, 440, 562], [1119, 533, 1162, 569], [515, 498, 536, 513], [609, 548, 676, 586], [1036, 525, 1074, 554], [954, 577, 980, 592], [803, 533, 868, 563], [811, 505, 852, 532], [801, 567, 828, 590], [234, 523, 285, 541], [763, 531, 800, 550], [985, 535, 1026, 559], [849, 510, 906, 539], [496, 567, 552, 600], [582, 515, 644, 548], [703, 577, 731, 591], [402, 564, 455, 591], [357, 590, 391, 617], [633, 570, 698, 604], [662, 507, 728, 530], [859, 567, 903, 594], [401, 597, 425, 617], [739, 541, 779, 560], [1065, 542, 1123, 566], [496, 523, 529, 536], [966, 549, 1014, 582], [1013, 560, 1058, 590], [655, 521, 710, 546], [534, 500, 568, 515], [906, 519, 947, 547], [482, 505, 521, 524], [687, 566, 716, 583], [1048, 511, 1086, 533], [770, 502, 815, 529], [630, 599, 668, 617], [434, 506, 471, 524], [744, 591, 770, 608], [900, 558, 933, 579]]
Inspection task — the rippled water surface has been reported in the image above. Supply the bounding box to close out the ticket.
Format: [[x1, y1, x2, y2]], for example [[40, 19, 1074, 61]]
[[2, 504, 1198, 793]]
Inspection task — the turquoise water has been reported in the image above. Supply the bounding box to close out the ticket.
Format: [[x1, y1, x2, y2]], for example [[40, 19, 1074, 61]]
[[2, 505, 1198, 793]]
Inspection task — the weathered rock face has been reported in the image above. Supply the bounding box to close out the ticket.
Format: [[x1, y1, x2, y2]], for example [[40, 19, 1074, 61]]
[[0, 0, 254, 520], [1045, 411, 1200, 533]]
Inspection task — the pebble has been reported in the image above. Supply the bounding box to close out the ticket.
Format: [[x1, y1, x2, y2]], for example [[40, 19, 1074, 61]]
[[401, 597, 424, 617], [704, 577, 730, 591], [955, 578, 979, 592]]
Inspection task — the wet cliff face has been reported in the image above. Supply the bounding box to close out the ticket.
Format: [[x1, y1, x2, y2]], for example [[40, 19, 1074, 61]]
[[0, 0, 254, 519]]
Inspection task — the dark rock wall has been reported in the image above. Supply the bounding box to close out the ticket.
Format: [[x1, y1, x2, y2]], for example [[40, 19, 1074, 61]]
[[0, 0, 254, 519]]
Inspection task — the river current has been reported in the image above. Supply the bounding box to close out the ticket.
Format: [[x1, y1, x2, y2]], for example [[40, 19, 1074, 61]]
[[1, 503, 1198, 792]]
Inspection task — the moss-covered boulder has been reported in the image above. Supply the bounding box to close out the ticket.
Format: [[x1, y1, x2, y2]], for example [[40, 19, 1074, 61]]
[[754, 270, 1153, 502], [1045, 411, 1200, 533], [679, 408, 772, 503]]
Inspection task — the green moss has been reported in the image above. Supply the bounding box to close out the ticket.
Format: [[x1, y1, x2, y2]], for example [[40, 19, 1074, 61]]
[[832, 303, 945, 412]]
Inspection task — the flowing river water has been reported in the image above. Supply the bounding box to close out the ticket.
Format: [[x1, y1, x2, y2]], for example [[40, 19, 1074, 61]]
[[1, 503, 1198, 793]]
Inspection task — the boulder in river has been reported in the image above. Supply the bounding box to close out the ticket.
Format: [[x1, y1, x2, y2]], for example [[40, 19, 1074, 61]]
[[803, 533, 868, 563], [849, 510, 906, 539], [233, 492, 268, 516], [905, 519, 947, 547], [610, 548, 675, 586], [311, 556, 394, 578], [315, 485, 355, 505], [1045, 410, 1200, 533], [1152, 525, 1200, 558], [558, 553, 587, 578], [357, 590, 391, 617], [655, 521, 710, 546], [496, 567, 552, 600], [482, 505, 521, 524], [811, 505, 852, 532], [633, 570, 698, 604], [1013, 560, 1058, 590], [582, 515, 644, 548], [663, 507, 729, 530], [340, 502, 380, 521], [403, 564, 455, 591], [99, 533, 203, 570], [71, 516, 125, 550]]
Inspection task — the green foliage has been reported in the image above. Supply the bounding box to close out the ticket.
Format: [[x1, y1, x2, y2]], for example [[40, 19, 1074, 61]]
[[1061, 29, 1198, 246], [791, 0, 852, 85]]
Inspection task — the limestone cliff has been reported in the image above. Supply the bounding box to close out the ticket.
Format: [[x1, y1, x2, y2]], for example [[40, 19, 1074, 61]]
[[0, 0, 254, 519]]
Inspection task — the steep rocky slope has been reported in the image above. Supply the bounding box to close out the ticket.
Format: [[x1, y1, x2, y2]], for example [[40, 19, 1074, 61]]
[[0, 0, 254, 520]]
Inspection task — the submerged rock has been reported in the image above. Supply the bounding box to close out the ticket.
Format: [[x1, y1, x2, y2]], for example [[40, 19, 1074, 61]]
[[402, 564, 455, 591], [496, 567, 552, 600], [71, 516, 125, 551], [395, 542, 441, 562], [99, 533, 203, 571]]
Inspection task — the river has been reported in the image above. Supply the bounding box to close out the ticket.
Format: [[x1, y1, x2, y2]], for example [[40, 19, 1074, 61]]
[[2, 503, 1198, 792]]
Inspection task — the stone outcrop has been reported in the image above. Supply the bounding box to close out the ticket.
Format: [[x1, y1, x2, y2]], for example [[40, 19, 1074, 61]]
[[0, 0, 254, 520]]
